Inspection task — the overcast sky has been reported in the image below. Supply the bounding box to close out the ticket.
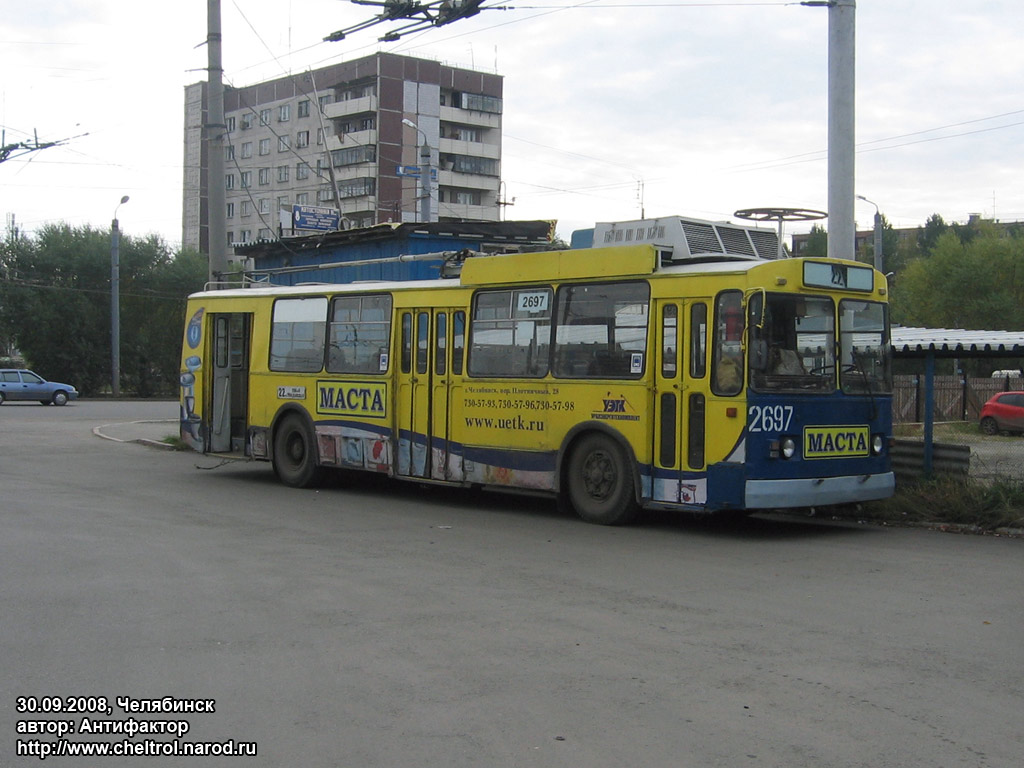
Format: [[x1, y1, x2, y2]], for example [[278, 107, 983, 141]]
[[3, 0, 1022, 248]]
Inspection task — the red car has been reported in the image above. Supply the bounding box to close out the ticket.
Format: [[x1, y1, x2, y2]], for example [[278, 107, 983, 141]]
[[979, 391, 1024, 435]]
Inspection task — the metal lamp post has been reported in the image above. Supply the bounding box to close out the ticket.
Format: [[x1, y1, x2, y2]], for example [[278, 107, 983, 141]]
[[111, 195, 129, 397], [856, 194, 883, 271], [401, 118, 432, 223]]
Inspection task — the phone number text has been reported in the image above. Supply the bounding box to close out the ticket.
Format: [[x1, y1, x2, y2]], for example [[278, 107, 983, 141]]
[[463, 397, 576, 412]]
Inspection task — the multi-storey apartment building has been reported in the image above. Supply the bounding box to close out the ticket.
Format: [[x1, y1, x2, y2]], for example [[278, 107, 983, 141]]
[[183, 52, 503, 253]]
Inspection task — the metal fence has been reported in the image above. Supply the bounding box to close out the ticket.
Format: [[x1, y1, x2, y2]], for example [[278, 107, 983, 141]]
[[892, 375, 1024, 482]]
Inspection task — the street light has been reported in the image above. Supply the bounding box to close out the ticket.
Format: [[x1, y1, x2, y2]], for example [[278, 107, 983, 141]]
[[401, 118, 433, 223], [111, 195, 129, 397], [856, 194, 883, 272]]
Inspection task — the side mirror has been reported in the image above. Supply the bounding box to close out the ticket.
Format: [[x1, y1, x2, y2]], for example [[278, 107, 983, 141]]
[[750, 339, 769, 372]]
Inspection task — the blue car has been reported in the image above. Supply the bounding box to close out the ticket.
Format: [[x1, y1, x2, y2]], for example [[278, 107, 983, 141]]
[[0, 369, 79, 406]]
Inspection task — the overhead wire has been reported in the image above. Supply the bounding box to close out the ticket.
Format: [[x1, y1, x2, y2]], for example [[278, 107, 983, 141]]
[[83, 1, 1020, 238]]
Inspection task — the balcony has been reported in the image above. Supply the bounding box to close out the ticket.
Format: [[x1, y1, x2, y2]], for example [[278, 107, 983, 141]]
[[440, 106, 500, 129], [439, 138, 500, 159], [436, 202, 500, 222], [324, 95, 378, 119], [331, 165, 378, 183], [337, 197, 377, 216], [326, 131, 377, 152], [437, 170, 500, 191]]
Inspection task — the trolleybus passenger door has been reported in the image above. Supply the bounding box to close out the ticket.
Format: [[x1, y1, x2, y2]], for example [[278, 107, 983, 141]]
[[430, 309, 460, 481], [396, 310, 433, 478], [685, 301, 709, 479], [209, 313, 251, 454], [653, 300, 708, 504], [653, 301, 685, 502], [446, 310, 466, 481]]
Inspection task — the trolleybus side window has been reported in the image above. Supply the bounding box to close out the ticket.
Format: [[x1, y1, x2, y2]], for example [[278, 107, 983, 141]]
[[553, 281, 650, 379], [327, 294, 392, 374], [690, 303, 707, 378], [215, 316, 230, 369], [416, 312, 429, 375], [270, 297, 327, 372], [711, 291, 744, 395], [468, 288, 552, 378], [661, 304, 679, 378], [452, 311, 465, 375], [435, 312, 447, 376], [400, 313, 412, 374]]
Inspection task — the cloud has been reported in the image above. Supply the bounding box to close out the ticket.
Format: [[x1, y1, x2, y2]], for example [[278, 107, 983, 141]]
[[2, 1, 1023, 244]]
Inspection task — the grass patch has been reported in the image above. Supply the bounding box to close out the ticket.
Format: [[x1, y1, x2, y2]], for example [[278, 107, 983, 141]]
[[893, 421, 992, 441], [835, 475, 1024, 532], [161, 435, 189, 451]]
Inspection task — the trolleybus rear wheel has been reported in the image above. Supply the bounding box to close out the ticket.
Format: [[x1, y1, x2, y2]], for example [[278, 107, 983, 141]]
[[273, 414, 323, 487], [566, 433, 639, 525]]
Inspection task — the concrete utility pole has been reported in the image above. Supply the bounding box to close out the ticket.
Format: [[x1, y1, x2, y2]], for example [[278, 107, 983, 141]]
[[826, 0, 856, 261], [111, 195, 129, 397], [206, 0, 228, 284], [402, 118, 433, 223], [417, 140, 432, 223], [308, 71, 346, 227]]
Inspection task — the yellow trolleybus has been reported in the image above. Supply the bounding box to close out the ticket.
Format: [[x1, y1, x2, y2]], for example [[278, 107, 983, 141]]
[[179, 243, 893, 524]]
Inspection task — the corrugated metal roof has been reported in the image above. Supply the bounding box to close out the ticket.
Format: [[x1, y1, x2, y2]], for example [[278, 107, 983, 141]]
[[892, 327, 1024, 358], [235, 220, 555, 259]]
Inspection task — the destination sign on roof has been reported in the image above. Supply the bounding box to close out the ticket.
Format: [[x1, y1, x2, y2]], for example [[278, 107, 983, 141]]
[[803, 261, 874, 292], [293, 204, 340, 232]]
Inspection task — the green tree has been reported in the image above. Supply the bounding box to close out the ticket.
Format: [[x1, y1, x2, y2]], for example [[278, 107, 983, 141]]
[[916, 213, 948, 253], [891, 227, 1024, 331], [0, 224, 207, 396], [800, 223, 828, 257], [122, 247, 208, 396]]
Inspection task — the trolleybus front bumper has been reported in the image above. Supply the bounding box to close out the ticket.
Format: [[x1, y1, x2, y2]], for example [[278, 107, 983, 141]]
[[744, 472, 895, 509]]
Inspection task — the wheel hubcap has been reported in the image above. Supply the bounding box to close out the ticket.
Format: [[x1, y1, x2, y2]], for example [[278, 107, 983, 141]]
[[581, 451, 615, 500], [286, 434, 305, 464]]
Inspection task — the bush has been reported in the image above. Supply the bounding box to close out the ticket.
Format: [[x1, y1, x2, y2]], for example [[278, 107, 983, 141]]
[[844, 476, 1024, 532]]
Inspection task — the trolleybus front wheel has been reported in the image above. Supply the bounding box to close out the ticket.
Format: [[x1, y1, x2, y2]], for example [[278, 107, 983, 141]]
[[565, 433, 639, 525], [273, 414, 324, 488]]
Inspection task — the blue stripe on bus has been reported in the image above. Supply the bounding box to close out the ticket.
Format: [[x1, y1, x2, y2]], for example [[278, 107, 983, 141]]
[[318, 419, 393, 437], [650, 466, 707, 481], [393, 429, 553, 472], [463, 445, 556, 473]]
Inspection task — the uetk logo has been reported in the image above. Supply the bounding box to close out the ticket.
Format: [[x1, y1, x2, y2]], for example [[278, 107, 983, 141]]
[[602, 398, 626, 413], [593, 393, 640, 422]]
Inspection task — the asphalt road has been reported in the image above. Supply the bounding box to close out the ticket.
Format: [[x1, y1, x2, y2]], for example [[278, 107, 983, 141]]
[[2, 400, 1022, 767]]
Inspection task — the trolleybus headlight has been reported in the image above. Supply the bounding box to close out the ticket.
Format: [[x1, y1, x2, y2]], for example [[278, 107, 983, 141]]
[[871, 434, 884, 455], [781, 437, 797, 459]]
